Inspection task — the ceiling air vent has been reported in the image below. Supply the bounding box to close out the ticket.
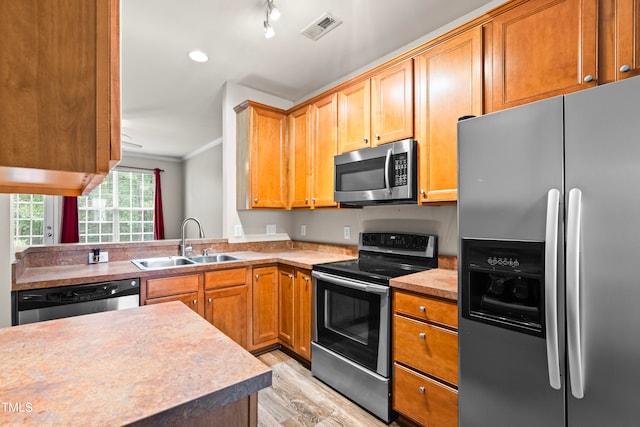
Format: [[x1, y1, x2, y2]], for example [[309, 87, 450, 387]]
[[301, 12, 342, 41]]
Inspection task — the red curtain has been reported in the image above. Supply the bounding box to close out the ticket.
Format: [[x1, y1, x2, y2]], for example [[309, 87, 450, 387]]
[[153, 168, 165, 240], [60, 196, 79, 243]]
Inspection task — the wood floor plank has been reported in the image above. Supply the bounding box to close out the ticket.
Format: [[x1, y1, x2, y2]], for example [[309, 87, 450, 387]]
[[257, 350, 402, 427]]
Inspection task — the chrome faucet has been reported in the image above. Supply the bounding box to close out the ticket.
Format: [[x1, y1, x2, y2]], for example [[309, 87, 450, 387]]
[[180, 217, 205, 257]]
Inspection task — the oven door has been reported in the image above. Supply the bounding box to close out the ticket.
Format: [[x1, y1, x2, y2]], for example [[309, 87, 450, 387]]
[[312, 270, 390, 377]]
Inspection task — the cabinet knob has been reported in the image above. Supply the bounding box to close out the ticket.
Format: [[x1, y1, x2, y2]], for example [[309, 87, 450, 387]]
[[303, 277, 310, 282], [363, 137, 369, 143], [620, 64, 631, 73], [420, 189, 426, 195], [419, 332, 426, 339], [288, 274, 293, 279], [419, 306, 426, 313], [208, 298, 212, 303], [312, 197, 316, 204], [305, 198, 309, 204], [375, 134, 380, 140], [583, 74, 594, 83], [254, 198, 259, 203], [418, 386, 426, 394], [255, 274, 260, 279], [192, 299, 197, 305]]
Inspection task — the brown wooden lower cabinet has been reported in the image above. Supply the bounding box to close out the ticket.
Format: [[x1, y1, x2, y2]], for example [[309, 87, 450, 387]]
[[144, 274, 203, 316], [392, 289, 458, 426], [393, 363, 458, 427], [251, 266, 279, 349], [204, 268, 250, 349], [278, 266, 312, 360]]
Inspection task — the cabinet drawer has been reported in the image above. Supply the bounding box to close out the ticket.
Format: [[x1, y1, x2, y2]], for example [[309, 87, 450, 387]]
[[394, 290, 457, 329], [205, 268, 247, 290], [393, 315, 458, 386], [146, 274, 200, 298], [393, 363, 458, 427]]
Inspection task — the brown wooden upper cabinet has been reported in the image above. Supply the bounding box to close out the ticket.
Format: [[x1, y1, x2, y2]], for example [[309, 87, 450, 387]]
[[598, 0, 640, 84], [0, 0, 121, 196], [288, 93, 338, 209], [235, 101, 288, 209], [338, 60, 413, 153], [415, 27, 483, 204], [490, 0, 598, 111]]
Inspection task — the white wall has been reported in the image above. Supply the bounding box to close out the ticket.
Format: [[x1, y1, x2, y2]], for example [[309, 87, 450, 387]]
[[183, 142, 224, 238], [290, 205, 459, 256], [119, 154, 184, 239], [0, 195, 14, 327], [221, 82, 294, 242]]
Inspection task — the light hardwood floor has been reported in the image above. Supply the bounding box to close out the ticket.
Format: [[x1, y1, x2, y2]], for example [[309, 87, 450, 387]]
[[257, 350, 402, 426]]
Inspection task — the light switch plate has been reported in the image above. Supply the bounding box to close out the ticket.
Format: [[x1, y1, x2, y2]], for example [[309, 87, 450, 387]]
[[266, 224, 277, 235], [301, 225, 307, 236], [343, 226, 351, 240], [234, 224, 243, 237]]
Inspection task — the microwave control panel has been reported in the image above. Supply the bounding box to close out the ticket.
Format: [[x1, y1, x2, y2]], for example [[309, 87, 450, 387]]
[[393, 153, 408, 186]]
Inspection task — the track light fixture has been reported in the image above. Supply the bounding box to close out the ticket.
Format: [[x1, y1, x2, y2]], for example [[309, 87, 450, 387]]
[[267, 0, 280, 21], [264, 0, 279, 39]]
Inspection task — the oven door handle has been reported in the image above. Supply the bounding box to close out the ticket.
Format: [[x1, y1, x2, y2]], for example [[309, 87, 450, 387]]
[[312, 271, 390, 296]]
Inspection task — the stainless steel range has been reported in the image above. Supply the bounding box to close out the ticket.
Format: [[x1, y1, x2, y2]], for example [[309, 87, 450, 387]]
[[311, 232, 438, 423]]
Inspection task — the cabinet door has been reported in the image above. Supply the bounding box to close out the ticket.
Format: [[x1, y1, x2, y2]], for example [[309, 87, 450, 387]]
[[415, 27, 483, 203], [599, 0, 640, 83], [250, 104, 288, 208], [205, 286, 248, 349], [371, 60, 414, 145], [0, 0, 120, 196], [311, 92, 338, 208], [252, 266, 279, 348], [491, 0, 597, 110], [288, 105, 312, 208], [338, 79, 371, 153], [278, 267, 295, 347], [146, 292, 200, 315], [295, 270, 313, 360]]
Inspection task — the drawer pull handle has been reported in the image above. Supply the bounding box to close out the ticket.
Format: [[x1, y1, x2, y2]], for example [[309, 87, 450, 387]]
[[192, 299, 197, 305], [419, 332, 426, 339], [419, 306, 426, 313], [419, 386, 425, 394]]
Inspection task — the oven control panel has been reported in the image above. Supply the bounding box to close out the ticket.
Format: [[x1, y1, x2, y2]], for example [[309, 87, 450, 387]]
[[359, 232, 437, 259]]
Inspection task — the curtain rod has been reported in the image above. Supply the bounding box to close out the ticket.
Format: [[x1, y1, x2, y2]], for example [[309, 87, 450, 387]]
[[116, 165, 165, 173]]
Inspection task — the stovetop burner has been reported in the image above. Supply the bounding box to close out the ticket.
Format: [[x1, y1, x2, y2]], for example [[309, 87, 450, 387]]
[[314, 232, 438, 285]]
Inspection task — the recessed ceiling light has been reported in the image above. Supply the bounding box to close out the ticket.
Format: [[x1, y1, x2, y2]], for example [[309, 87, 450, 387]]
[[188, 50, 209, 63]]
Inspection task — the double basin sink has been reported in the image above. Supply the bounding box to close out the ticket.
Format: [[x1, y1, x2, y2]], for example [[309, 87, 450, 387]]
[[131, 254, 243, 271]]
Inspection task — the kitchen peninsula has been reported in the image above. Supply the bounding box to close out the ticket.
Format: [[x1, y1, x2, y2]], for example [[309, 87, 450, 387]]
[[0, 302, 271, 426]]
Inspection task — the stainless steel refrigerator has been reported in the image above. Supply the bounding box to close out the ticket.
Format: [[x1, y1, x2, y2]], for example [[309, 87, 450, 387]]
[[457, 75, 640, 426]]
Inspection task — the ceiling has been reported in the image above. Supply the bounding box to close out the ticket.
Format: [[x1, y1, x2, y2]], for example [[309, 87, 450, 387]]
[[121, 0, 498, 159]]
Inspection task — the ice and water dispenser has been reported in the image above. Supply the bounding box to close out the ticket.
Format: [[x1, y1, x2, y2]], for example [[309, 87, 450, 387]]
[[461, 239, 545, 337]]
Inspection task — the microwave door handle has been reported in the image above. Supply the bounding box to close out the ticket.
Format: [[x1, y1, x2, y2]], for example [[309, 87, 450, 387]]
[[384, 149, 392, 194]]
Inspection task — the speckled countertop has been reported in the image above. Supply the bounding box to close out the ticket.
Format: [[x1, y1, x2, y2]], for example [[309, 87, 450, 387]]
[[13, 249, 358, 291], [390, 268, 458, 301], [0, 302, 271, 426]]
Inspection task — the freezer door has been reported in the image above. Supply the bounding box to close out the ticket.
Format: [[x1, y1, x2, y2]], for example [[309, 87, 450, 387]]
[[457, 96, 565, 427], [564, 75, 640, 426]]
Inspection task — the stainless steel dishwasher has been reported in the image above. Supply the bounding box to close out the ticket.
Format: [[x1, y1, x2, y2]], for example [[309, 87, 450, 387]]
[[14, 278, 140, 325]]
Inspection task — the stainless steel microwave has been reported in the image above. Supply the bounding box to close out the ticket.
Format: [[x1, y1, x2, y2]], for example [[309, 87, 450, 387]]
[[334, 138, 417, 205]]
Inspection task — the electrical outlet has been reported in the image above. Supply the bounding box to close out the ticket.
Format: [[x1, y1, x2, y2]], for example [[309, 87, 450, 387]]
[[88, 252, 109, 264], [343, 226, 351, 240], [234, 224, 243, 237], [301, 224, 307, 236], [266, 224, 277, 235]]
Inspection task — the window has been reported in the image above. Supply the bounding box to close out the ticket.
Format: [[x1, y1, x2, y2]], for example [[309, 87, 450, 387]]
[[78, 170, 155, 243], [13, 194, 50, 246], [11, 169, 156, 246]]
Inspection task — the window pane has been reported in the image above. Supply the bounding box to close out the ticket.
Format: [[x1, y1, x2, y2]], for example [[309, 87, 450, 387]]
[[78, 170, 155, 243], [12, 194, 46, 246]]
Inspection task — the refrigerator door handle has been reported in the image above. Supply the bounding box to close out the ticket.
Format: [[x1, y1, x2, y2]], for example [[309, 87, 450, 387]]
[[567, 188, 585, 399], [545, 188, 561, 390]]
